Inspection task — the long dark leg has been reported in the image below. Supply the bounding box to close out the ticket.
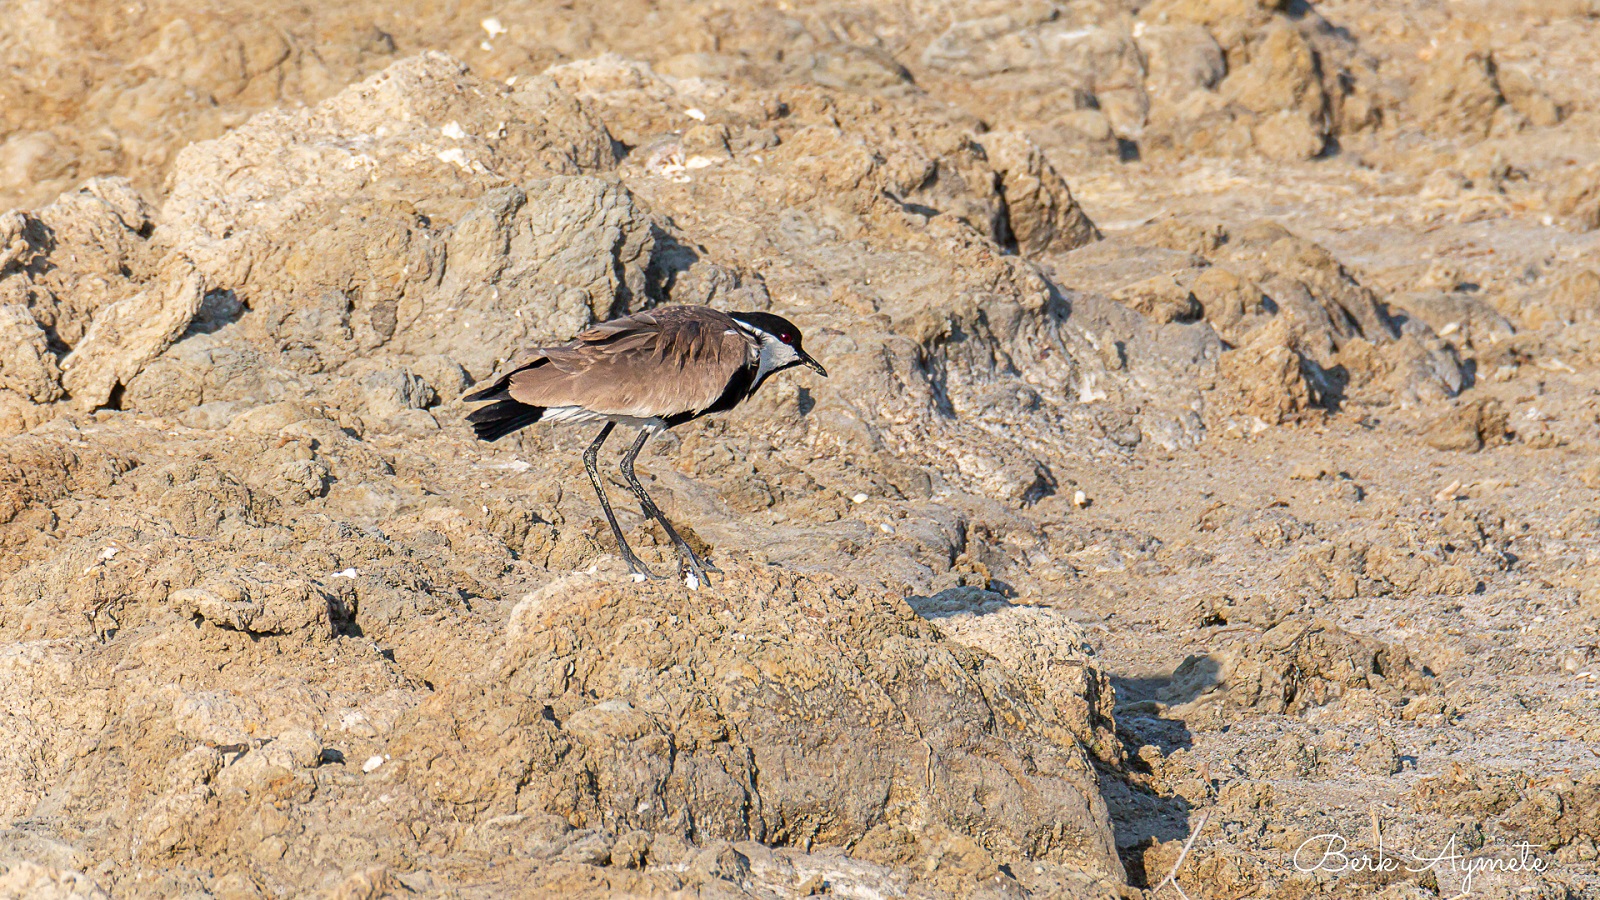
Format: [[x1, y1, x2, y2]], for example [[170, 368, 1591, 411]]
[[620, 428, 719, 587], [584, 422, 663, 580]]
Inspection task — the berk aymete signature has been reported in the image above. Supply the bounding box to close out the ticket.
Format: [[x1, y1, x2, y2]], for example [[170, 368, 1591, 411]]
[[1292, 831, 1549, 897]]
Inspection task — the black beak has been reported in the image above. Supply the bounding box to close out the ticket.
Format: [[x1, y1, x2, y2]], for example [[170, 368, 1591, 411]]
[[800, 351, 828, 377]]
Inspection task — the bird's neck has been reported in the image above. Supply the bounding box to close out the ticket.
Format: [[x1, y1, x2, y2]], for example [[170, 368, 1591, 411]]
[[752, 338, 788, 384]]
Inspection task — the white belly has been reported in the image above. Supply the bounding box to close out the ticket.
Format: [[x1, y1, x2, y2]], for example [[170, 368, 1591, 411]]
[[543, 406, 665, 431]]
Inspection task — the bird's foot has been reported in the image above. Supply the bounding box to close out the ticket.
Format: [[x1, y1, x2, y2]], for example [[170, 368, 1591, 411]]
[[675, 547, 716, 590], [622, 551, 670, 582]]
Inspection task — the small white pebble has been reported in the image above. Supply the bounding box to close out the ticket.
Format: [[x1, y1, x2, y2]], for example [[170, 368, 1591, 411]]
[[479, 40, 493, 51], [99, 546, 120, 560], [685, 573, 700, 591], [481, 16, 507, 37], [851, 493, 869, 504], [480, 482, 491, 488], [441, 121, 466, 140], [632, 573, 647, 583], [1433, 480, 1462, 503], [362, 756, 384, 773], [505, 75, 518, 86], [685, 107, 707, 121], [1073, 490, 1088, 508], [436, 147, 470, 169], [879, 523, 894, 534], [330, 568, 358, 579], [379, 793, 393, 803]]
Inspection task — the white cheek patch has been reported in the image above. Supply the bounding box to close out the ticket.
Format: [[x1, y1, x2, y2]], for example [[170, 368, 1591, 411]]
[[755, 339, 800, 380]]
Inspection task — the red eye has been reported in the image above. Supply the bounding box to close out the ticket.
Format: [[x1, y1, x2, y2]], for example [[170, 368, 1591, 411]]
[[779, 332, 794, 344]]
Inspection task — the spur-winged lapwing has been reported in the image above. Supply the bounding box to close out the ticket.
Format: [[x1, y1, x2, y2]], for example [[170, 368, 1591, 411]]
[[464, 305, 826, 587]]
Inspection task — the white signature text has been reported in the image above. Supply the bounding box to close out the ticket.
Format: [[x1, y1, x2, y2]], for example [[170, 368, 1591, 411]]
[[1293, 833, 1547, 896]]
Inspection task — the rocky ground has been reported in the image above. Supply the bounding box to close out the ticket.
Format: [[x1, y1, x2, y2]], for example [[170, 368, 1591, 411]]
[[2, 1, 1599, 898]]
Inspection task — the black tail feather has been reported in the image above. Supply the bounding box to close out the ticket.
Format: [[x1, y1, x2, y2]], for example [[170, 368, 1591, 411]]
[[466, 399, 545, 442]]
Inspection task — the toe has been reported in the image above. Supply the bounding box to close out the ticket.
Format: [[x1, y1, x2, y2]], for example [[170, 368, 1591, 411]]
[[625, 556, 667, 582]]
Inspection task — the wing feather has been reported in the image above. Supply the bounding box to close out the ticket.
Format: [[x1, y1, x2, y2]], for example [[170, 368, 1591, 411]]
[[501, 307, 756, 418]]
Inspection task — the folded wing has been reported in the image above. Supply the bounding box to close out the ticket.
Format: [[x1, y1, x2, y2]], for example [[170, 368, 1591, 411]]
[[501, 307, 756, 418]]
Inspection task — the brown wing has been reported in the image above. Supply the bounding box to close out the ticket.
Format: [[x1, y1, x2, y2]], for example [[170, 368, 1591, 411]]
[[504, 307, 756, 417]]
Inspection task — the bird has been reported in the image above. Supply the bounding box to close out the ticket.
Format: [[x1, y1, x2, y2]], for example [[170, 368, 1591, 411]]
[[463, 305, 827, 588]]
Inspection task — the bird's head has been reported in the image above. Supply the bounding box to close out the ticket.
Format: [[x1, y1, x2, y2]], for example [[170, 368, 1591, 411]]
[[729, 311, 828, 380]]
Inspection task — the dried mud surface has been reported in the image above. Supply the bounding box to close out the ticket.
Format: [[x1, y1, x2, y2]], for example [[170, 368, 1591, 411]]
[[2, 1, 1599, 898]]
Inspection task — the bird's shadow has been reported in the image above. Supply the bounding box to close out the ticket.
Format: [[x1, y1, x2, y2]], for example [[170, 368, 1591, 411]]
[[644, 226, 701, 304]]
